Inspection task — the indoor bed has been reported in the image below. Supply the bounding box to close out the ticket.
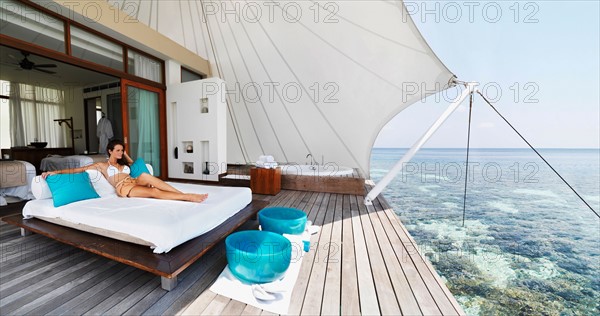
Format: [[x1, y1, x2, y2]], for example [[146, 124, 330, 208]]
[[3, 169, 267, 290], [40, 154, 107, 171], [0, 160, 36, 203]]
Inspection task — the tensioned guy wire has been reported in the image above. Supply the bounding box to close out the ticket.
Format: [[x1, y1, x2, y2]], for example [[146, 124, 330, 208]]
[[477, 91, 599, 219], [462, 92, 474, 227]]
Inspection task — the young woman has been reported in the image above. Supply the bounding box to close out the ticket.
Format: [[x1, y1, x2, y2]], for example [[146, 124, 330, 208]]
[[42, 139, 208, 203]]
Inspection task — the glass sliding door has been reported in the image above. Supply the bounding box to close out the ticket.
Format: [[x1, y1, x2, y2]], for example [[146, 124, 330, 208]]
[[121, 80, 165, 177]]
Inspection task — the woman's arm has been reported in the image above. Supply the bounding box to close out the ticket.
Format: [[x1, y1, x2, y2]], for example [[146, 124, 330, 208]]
[[41, 163, 102, 179], [123, 151, 134, 164]]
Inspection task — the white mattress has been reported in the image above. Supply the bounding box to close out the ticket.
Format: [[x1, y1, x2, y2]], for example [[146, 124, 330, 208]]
[[23, 183, 252, 253], [0, 160, 35, 200]]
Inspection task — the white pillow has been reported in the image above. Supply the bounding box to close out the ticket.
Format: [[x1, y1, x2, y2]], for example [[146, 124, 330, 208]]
[[31, 175, 52, 200], [146, 164, 154, 176], [86, 169, 117, 197], [31, 165, 152, 200]]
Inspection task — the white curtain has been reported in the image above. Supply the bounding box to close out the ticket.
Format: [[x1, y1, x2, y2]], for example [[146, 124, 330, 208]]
[[132, 52, 161, 82], [9, 82, 67, 147]]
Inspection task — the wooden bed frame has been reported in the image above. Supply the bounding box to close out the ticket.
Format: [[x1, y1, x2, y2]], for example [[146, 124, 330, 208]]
[[2, 199, 268, 291]]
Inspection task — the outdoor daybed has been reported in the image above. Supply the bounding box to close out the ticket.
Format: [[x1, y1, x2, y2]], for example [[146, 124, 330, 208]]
[[2, 169, 267, 290]]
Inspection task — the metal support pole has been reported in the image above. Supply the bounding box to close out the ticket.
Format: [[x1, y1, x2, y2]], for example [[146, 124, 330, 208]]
[[364, 82, 477, 205]]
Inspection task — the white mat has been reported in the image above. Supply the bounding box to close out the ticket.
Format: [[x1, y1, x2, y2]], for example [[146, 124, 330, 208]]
[[222, 174, 251, 180], [210, 235, 306, 315]]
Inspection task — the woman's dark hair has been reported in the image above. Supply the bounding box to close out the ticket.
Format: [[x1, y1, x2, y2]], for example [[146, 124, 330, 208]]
[[106, 139, 129, 166]]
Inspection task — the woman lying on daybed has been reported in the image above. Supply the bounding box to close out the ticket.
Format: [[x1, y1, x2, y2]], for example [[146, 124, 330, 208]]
[[42, 139, 208, 203]]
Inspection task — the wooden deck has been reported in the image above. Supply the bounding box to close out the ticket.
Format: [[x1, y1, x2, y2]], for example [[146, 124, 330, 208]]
[[0, 188, 464, 315]]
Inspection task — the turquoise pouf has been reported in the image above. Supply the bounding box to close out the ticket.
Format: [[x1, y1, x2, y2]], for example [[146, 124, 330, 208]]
[[225, 230, 292, 283], [259, 207, 307, 235]]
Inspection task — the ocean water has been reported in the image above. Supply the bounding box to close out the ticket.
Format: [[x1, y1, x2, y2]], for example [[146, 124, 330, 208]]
[[370, 148, 600, 315]]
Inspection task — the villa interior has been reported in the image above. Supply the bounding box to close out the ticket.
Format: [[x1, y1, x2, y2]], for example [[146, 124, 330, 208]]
[[1, 44, 121, 156]]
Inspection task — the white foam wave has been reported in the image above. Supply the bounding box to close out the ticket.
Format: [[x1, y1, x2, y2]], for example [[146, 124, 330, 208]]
[[471, 247, 516, 288], [487, 201, 519, 214], [584, 194, 600, 203], [513, 189, 559, 198], [523, 258, 559, 280], [418, 185, 441, 192], [442, 202, 459, 209]]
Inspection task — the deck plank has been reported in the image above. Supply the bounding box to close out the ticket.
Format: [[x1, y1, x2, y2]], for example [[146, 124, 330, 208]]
[[240, 304, 263, 315], [47, 265, 139, 315], [6, 257, 108, 315], [377, 197, 463, 311], [160, 251, 230, 315], [180, 289, 217, 315], [219, 298, 247, 315], [15, 260, 122, 315], [340, 194, 361, 315], [350, 196, 380, 315], [378, 198, 464, 315], [358, 200, 402, 315], [299, 193, 334, 315], [83, 271, 155, 315], [374, 205, 442, 315], [60, 268, 148, 315], [104, 277, 160, 315], [141, 245, 227, 315], [122, 284, 166, 315], [1, 252, 95, 305], [27, 263, 128, 315], [321, 193, 343, 315], [365, 204, 426, 315], [287, 193, 325, 315], [1, 242, 79, 281], [200, 294, 230, 315], [0, 234, 56, 263]]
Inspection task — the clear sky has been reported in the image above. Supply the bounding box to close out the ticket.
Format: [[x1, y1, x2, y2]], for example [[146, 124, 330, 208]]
[[374, 0, 600, 148]]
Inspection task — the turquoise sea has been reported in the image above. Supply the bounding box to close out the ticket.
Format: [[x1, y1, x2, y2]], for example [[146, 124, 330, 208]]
[[370, 148, 600, 315]]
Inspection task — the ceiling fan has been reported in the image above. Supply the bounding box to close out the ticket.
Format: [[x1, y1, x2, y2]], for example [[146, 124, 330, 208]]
[[15, 51, 58, 74]]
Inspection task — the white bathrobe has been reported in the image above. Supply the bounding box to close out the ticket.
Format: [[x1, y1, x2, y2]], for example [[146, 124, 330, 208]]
[[97, 117, 114, 153]]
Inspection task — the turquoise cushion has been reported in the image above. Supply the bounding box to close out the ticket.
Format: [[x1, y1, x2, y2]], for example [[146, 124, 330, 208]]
[[46, 172, 100, 207], [130, 158, 150, 178]]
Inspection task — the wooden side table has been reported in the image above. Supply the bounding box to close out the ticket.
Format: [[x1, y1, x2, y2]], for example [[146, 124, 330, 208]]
[[250, 167, 281, 195]]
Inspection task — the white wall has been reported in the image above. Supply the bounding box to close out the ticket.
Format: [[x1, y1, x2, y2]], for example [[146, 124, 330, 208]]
[[166, 60, 227, 181], [63, 85, 84, 152]]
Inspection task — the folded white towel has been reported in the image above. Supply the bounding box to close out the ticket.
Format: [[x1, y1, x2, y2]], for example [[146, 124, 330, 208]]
[[256, 161, 278, 169], [257, 155, 276, 163]]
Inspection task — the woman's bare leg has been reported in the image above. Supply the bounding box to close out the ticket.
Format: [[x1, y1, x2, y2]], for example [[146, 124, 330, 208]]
[[135, 173, 182, 193], [127, 186, 208, 203]]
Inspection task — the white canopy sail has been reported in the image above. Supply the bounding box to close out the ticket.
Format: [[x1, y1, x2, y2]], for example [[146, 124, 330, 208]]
[[107, 0, 455, 177]]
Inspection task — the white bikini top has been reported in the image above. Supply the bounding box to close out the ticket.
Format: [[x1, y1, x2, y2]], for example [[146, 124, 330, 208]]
[[107, 162, 131, 178]]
